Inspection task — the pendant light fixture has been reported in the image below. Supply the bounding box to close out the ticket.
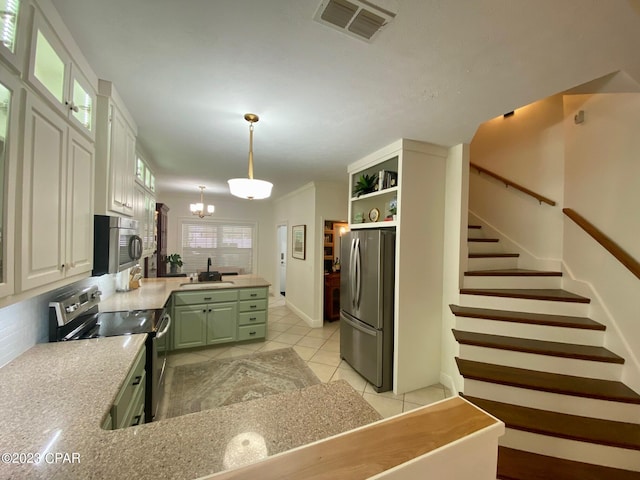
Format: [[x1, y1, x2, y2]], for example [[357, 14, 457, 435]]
[[190, 185, 215, 218], [228, 113, 273, 200]]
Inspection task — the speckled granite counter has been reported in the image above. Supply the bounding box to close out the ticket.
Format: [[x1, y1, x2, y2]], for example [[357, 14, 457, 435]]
[[0, 336, 380, 479], [99, 275, 271, 312]]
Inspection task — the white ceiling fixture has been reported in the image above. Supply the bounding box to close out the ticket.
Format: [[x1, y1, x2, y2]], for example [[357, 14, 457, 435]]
[[228, 114, 273, 201], [190, 185, 215, 218], [313, 0, 397, 42]]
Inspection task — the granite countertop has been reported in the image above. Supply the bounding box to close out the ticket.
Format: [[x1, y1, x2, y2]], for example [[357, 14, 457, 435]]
[[0, 336, 379, 479], [99, 275, 271, 312]]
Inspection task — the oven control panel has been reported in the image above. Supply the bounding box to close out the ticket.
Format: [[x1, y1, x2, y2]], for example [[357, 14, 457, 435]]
[[50, 285, 102, 327]]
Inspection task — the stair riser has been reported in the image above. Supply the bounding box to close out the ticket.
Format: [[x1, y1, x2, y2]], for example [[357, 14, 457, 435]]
[[467, 227, 484, 238], [459, 345, 622, 381], [468, 257, 519, 270], [464, 380, 640, 423], [501, 429, 640, 472], [462, 276, 562, 289], [454, 317, 604, 346], [467, 241, 503, 254], [460, 294, 590, 317]]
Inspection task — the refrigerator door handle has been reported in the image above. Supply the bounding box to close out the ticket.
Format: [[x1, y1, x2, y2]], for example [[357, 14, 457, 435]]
[[350, 237, 356, 309], [355, 237, 362, 309], [341, 312, 377, 336]]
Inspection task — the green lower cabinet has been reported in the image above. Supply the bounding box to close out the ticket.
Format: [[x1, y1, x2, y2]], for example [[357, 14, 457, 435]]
[[173, 305, 207, 349], [206, 302, 238, 344], [171, 287, 268, 350]]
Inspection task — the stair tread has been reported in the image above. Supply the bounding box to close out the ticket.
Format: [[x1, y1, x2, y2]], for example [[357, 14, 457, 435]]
[[468, 237, 500, 242], [465, 269, 562, 277], [469, 252, 520, 258], [449, 304, 605, 330], [460, 288, 591, 303], [453, 329, 624, 363], [455, 358, 640, 404], [465, 396, 640, 450], [497, 446, 640, 480]]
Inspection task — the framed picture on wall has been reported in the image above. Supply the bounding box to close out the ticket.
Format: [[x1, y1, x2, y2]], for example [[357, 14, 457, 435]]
[[292, 225, 306, 260]]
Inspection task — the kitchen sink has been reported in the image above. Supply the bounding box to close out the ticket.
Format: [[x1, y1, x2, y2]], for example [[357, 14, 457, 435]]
[[179, 281, 235, 290]]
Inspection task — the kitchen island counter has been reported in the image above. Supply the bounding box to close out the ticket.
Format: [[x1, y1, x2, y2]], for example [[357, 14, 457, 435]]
[[0, 334, 381, 479], [99, 275, 271, 312]]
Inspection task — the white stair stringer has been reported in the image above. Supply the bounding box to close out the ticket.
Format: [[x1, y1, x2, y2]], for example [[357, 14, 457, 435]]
[[458, 344, 623, 381], [464, 379, 640, 424], [501, 429, 640, 472]]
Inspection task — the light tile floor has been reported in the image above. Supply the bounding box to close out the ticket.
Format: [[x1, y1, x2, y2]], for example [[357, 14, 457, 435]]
[[162, 295, 452, 420]]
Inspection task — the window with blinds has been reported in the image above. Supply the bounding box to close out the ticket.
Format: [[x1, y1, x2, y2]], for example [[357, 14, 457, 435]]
[[180, 220, 256, 274]]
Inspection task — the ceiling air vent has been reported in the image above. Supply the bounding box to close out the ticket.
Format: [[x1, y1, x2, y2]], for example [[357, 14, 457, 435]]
[[314, 0, 397, 42]]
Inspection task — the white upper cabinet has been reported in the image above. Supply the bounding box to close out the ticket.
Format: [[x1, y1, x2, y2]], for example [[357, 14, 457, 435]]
[[0, 0, 26, 72], [27, 7, 96, 139], [20, 91, 94, 291], [94, 79, 137, 217]]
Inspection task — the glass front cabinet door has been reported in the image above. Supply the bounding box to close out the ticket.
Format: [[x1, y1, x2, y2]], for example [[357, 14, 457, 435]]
[[27, 8, 95, 139], [0, 0, 25, 71]]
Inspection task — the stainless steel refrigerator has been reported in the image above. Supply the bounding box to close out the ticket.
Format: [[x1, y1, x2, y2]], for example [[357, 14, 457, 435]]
[[340, 228, 395, 392]]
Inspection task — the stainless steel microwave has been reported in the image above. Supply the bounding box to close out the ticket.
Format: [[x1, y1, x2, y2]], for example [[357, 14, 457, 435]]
[[93, 215, 143, 275]]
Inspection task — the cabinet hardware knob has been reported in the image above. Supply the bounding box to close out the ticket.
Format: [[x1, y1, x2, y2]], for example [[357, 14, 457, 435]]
[[208, 309, 212, 312], [250, 317, 256, 321], [250, 305, 257, 309], [132, 375, 142, 386], [203, 309, 206, 313], [132, 415, 142, 426], [204, 297, 212, 300], [250, 293, 257, 297], [60, 264, 65, 269], [249, 331, 256, 335]]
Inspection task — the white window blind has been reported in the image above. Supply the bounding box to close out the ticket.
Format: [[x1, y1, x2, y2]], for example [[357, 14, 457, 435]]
[[180, 219, 255, 274]]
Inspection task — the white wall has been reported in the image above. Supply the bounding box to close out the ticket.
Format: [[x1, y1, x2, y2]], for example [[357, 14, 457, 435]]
[[273, 183, 318, 325], [469, 96, 565, 267], [563, 93, 640, 390], [159, 192, 276, 289], [440, 144, 469, 394]]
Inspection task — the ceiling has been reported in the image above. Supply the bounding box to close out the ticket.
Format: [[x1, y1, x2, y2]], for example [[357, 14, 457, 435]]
[[50, 0, 640, 200]]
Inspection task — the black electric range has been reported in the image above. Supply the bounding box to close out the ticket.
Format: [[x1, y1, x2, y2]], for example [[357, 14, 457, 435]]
[[49, 285, 171, 422]]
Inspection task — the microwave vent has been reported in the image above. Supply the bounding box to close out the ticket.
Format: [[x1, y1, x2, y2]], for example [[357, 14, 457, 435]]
[[314, 0, 397, 42]]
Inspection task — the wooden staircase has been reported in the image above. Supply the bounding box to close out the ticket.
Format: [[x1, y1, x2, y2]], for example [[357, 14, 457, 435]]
[[451, 224, 640, 479]]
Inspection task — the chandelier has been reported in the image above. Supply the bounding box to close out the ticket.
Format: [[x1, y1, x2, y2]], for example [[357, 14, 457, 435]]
[[189, 186, 214, 218], [228, 113, 273, 200]]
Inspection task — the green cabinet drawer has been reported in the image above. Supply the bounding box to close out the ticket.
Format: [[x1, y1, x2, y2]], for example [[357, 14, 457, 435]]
[[238, 310, 266, 326], [238, 324, 266, 341], [111, 347, 145, 428], [239, 299, 267, 312], [173, 289, 238, 305], [239, 287, 267, 301]]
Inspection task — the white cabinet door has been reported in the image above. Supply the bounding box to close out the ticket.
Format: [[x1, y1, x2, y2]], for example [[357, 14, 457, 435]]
[[66, 128, 94, 276], [27, 8, 96, 140], [21, 92, 67, 290], [108, 103, 135, 215]]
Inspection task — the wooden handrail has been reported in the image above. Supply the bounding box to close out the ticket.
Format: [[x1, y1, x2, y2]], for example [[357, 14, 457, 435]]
[[563, 208, 640, 281], [470, 162, 556, 206]]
